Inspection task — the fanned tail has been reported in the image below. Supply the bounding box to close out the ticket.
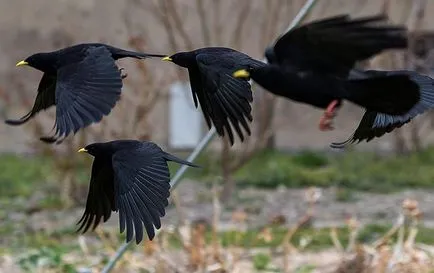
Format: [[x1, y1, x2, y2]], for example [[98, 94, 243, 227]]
[[331, 70, 434, 149], [344, 72, 420, 115]]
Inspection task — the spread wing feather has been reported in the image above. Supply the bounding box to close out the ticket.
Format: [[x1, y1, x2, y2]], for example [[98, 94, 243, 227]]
[[40, 46, 123, 143]]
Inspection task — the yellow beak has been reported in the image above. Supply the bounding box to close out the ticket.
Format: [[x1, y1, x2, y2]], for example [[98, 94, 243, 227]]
[[77, 148, 88, 153], [161, 56, 172, 62], [16, 60, 28, 67], [232, 69, 250, 78]]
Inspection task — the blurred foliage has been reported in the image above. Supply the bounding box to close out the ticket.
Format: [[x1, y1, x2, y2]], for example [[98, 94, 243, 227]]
[[187, 147, 434, 193], [334, 187, 358, 202], [252, 253, 271, 271], [5, 223, 434, 256], [294, 265, 316, 273], [4, 146, 434, 206], [17, 246, 75, 273], [0, 154, 53, 198]]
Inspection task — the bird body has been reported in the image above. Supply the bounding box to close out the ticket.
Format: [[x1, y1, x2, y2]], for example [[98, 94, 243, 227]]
[[245, 64, 345, 109], [245, 64, 421, 115], [234, 14, 434, 147], [77, 139, 199, 244], [162, 47, 264, 145], [6, 43, 165, 143]]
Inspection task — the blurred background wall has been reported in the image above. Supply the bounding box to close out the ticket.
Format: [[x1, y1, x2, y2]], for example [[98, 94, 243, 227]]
[[1, 0, 434, 155]]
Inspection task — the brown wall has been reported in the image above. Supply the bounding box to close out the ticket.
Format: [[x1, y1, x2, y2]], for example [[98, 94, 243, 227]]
[[1, 0, 434, 153]]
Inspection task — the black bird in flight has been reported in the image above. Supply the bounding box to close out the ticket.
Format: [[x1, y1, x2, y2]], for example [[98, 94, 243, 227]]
[[77, 140, 198, 244], [5, 43, 165, 144], [161, 47, 264, 145], [233, 14, 434, 147]]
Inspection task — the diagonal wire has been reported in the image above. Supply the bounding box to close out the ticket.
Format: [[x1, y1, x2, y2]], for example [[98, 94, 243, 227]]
[[100, 1, 317, 272]]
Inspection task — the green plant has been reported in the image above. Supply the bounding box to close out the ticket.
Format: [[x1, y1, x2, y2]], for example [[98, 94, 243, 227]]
[[0, 154, 53, 198], [292, 151, 328, 168], [17, 246, 75, 273], [253, 253, 271, 271]]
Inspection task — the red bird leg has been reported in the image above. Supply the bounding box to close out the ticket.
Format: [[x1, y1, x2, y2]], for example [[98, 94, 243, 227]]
[[319, 100, 339, 131], [319, 115, 334, 131]]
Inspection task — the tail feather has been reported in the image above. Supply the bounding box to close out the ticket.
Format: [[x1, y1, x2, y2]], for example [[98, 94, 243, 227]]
[[344, 73, 420, 115], [332, 70, 434, 148], [373, 71, 434, 126], [163, 152, 200, 168], [330, 111, 408, 149]]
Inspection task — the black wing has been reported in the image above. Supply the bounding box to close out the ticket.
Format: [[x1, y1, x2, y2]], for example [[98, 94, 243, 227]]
[[191, 52, 259, 145], [272, 14, 407, 76], [112, 142, 172, 244], [40, 46, 123, 143], [77, 157, 115, 234], [331, 70, 434, 148], [5, 73, 56, 125]]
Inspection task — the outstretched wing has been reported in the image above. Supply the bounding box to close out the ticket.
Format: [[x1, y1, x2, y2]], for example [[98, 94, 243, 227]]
[[191, 52, 262, 145], [40, 46, 123, 143], [77, 157, 116, 234], [272, 14, 407, 76], [5, 73, 56, 125], [112, 142, 172, 244]]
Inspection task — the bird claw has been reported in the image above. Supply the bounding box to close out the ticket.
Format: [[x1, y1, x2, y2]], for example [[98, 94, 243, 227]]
[[319, 115, 334, 131], [119, 68, 128, 79]]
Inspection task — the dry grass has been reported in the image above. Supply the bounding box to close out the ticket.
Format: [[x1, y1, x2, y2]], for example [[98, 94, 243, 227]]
[[6, 187, 430, 273]]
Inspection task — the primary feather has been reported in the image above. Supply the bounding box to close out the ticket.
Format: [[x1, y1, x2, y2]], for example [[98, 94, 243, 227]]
[[5, 43, 165, 144], [163, 47, 264, 145], [77, 140, 199, 244]]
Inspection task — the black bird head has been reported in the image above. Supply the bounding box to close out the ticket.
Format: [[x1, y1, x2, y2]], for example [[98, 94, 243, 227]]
[[264, 46, 278, 64], [78, 140, 139, 157], [161, 52, 196, 68], [16, 52, 56, 72], [78, 143, 103, 157], [78, 142, 117, 157]]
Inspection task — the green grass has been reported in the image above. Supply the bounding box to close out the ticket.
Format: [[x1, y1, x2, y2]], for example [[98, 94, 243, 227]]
[[16, 245, 77, 273], [253, 253, 271, 271], [3, 146, 434, 204], [188, 147, 434, 193], [0, 154, 53, 198]]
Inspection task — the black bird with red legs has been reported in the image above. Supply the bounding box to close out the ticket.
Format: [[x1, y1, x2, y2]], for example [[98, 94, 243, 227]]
[[233, 14, 434, 148]]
